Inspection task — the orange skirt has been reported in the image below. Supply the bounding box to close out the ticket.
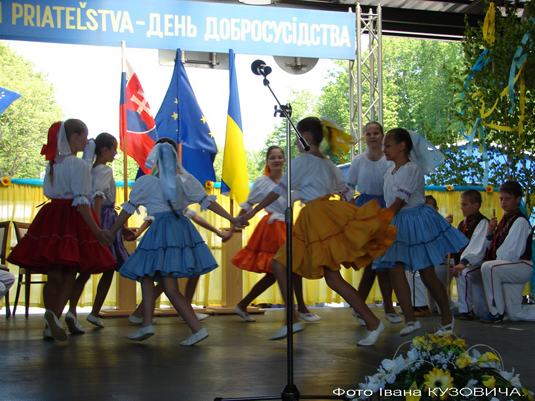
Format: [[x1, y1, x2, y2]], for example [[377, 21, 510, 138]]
[[274, 196, 396, 279], [231, 214, 286, 274]]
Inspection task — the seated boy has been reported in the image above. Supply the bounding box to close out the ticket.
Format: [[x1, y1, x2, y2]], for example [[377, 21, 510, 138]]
[[452, 189, 489, 319], [480, 181, 533, 323]]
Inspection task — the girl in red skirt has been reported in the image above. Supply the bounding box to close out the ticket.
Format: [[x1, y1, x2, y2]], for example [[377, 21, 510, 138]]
[[8, 120, 115, 341], [231, 146, 320, 323]]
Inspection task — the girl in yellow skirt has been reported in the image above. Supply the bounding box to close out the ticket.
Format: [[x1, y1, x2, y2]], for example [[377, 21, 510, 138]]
[[231, 146, 320, 323], [241, 117, 397, 346]]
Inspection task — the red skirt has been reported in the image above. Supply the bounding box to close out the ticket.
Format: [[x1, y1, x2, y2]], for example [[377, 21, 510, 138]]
[[7, 199, 116, 274], [231, 214, 286, 274]]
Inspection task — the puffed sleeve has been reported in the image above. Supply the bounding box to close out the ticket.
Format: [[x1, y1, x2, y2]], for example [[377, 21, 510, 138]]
[[71, 158, 92, 207], [91, 166, 113, 201], [177, 171, 217, 211], [393, 163, 423, 203], [240, 177, 269, 212], [121, 176, 159, 215]]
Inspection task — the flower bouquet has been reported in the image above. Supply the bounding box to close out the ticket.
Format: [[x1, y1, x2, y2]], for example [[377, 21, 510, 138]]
[[354, 334, 532, 401]]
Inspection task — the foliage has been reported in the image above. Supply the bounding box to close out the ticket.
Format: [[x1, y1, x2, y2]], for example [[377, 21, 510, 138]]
[[356, 334, 532, 401], [0, 41, 63, 178], [457, 0, 535, 208]]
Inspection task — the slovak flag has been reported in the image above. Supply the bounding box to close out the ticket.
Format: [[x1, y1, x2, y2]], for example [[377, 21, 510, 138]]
[[120, 59, 158, 175]]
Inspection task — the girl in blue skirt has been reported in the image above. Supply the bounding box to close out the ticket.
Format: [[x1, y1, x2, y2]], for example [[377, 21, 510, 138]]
[[107, 138, 244, 345], [374, 128, 468, 337]]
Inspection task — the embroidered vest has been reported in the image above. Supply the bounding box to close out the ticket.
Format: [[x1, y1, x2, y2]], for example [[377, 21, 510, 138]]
[[454, 212, 488, 265], [485, 209, 532, 261]]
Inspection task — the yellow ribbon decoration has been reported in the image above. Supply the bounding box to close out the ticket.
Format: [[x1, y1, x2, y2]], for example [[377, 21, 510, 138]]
[[483, 3, 496, 45], [320, 117, 355, 163]]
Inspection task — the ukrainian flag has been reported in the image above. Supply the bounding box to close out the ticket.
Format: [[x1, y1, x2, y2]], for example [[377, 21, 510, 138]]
[[221, 50, 249, 203]]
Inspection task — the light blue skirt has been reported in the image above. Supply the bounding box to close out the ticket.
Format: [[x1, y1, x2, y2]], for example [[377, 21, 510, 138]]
[[374, 204, 468, 271], [356, 193, 386, 208], [119, 210, 218, 282]]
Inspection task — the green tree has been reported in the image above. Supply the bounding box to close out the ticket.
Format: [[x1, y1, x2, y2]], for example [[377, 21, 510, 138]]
[[448, 0, 535, 208], [0, 42, 63, 178]]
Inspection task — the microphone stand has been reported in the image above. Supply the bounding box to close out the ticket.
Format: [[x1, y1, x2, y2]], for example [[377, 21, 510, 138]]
[[215, 68, 349, 401]]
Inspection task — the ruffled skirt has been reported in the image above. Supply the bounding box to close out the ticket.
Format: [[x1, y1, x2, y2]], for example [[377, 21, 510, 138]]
[[231, 214, 286, 274], [374, 204, 469, 271], [273, 196, 397, 279], [119, 210, 218, 282], [101, 205, 129, 270], [7, 199, 116, 274]]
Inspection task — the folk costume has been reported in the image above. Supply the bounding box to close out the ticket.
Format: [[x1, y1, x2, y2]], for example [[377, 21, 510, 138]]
[[83, 141, 129, 270], [118, 143, 218, 283], [272, 154, 396, 280], [8, 122, 115, 274], [346, 154, 392, 208], [374, 132, 468, 272], [454, 212, 490, 317], [231, 175, 287, 274], [481, 208, 534, 321]]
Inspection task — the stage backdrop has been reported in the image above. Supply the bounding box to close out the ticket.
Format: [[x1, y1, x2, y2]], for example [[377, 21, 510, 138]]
[[3, 179, 524, 312]]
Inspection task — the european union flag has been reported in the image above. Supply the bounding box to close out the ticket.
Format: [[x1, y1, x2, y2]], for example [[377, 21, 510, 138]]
[[0, 87, 21, 115], [155, 49, 217, 184]]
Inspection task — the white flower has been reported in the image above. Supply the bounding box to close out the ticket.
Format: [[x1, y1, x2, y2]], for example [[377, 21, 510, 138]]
[[359, 374, 386, 394], [499, 368, 522, 388], [465, 378, 478, 389], [381, 355, 406, 375]]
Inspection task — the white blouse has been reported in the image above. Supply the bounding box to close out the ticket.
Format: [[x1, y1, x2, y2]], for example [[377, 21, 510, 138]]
[[43, 156, 91, 207], [383, 161, 426, 210], [90, 165, 116, 207], [486, 217, 533, 263], [273, 154, 351, 204], [241, 176, 286, 216], [121, 170, 215, 215], [346, 154, 392, 195]]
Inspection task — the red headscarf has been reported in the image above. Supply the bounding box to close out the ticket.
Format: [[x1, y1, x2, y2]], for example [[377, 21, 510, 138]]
[[41, 121, 62, 161]]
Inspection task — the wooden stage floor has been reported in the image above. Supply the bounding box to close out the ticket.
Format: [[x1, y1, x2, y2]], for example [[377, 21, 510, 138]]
[[1, 307, 534, 401]]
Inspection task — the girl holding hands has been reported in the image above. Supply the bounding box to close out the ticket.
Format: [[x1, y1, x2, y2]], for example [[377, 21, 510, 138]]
[[107, 138, 245, 345], [8, 120, 115, 341], [231, 146, 320, 323], [65, 133, 131, 333], [374, 128, 468, 336], [240, 117, 396, 346]]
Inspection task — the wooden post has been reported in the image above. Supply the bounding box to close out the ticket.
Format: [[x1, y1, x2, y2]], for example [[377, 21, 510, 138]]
[[221, 228, 243, 307]]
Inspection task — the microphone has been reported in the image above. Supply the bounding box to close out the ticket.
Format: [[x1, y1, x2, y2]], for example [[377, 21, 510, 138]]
[[251, 59, 272, 77]]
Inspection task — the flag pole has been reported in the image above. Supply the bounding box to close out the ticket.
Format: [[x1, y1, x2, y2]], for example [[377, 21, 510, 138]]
[[121, 40, 128, 205]]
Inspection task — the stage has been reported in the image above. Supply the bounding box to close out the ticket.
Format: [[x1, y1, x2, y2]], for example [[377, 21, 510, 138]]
[[0, 306, 534, 400]]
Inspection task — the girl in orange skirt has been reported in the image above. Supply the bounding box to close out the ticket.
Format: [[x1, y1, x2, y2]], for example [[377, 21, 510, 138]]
[[241, 117, 397, 346], [8, 120, 115, 341], [231, 146, 320, 323]]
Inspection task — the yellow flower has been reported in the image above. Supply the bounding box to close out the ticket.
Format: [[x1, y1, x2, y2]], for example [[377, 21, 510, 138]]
[[406, 381, 421, 401], [1, 177, 11, 187], [205, 180, 214, 189], [482, 375, 496, 388], [486, 185, 494, 193], [452, 338, 468, 349], [456, 353, 472, 369], [424, 368, 454, 399], [446, 185, 454, 191], [522, 388, 533, 401], [478, 352, 500, 363]]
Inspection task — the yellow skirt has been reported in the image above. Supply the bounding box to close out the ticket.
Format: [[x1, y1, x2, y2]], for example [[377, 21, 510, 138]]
[[273, 196, 396, 279]]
